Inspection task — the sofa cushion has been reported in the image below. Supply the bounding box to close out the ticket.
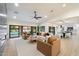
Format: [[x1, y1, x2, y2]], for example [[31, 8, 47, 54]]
[[49, 41, 53, 45]]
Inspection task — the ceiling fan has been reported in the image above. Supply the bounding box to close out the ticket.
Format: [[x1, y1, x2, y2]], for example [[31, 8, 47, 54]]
[[33, 11, 42, 20]]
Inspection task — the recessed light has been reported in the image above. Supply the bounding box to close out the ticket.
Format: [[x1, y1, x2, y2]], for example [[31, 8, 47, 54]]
[[62, 4, 66, 7], [14, 3, 19, 7], [13, 16, 16, 19], [44, 16, 47, 18], [0, 13, 7, 17], [58, 21, 63, 24], [50, 10, 53, 12]]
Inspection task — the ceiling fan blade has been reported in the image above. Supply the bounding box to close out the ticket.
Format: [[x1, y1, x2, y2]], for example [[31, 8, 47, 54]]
[[30, 11, 42, 20], [34, 11, 37, 17], [37, 17, 42, 18]]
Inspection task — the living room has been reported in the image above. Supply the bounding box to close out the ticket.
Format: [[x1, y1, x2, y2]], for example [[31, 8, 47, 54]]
[[0, 3, 79, 56]]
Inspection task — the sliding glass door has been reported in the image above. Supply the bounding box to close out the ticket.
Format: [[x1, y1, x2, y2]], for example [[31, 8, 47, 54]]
[[9, 25, 20, 38], [49, 26, 55, 35]]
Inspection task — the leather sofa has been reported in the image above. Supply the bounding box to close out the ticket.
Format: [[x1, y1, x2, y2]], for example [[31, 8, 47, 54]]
[[37, 36, 60, 56]]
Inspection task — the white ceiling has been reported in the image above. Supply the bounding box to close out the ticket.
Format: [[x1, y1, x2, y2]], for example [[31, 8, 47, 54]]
[[6, 3, 79, 25]]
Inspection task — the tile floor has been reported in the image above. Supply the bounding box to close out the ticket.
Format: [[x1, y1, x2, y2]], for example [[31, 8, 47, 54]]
[[1, 32, 79, 56]]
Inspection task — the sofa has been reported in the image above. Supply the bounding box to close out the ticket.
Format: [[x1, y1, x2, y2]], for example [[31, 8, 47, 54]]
[[22, 32, 29, 40], [37, 36, 60, 56]]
